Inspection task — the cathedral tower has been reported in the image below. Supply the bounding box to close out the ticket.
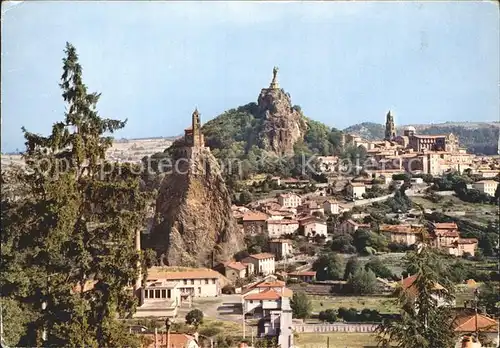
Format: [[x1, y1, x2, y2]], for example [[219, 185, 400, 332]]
[[384, 110, 396, 141]]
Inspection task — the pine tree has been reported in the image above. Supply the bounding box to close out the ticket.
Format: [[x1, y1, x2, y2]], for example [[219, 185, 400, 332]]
[[375, 246, 456, 348], [1, 42, 147, 346]]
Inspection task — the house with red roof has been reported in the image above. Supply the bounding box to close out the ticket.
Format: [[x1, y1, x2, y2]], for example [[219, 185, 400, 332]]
[[241, 253, 275, 276], [453, 312, 499, 348], [428, 222, 478, 257]]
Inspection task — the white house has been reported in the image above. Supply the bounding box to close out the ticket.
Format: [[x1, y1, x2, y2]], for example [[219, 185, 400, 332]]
[[323, 200, 340, 215], [337, 219, 371, 234], [268, 239, 293, 259], [135, 279, 181, 318], [346, 182, 366, 199], [267, 219, 299, 238], [302, 219, 328, 238], [277, 193, 302, 208], [473, 180, 498, 196], [242, 253, 276, 276]]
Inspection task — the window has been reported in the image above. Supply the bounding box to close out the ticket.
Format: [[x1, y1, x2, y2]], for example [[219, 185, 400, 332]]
[[191, 279, 195, 285], [167, 289, 171, 298], [205, 279, 209, 285], [149, 290, 154, 298], [161, 290, 167, 298], [212, 279, 216, 284], [155, 290, 161, 298], [144, 290, 149, 298], [250, 300, 253, 304], [183, 280, 187, 285], [198, 287, 201, 294]]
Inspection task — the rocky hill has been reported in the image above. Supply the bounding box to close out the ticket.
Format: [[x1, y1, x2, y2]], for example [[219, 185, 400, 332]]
[[344, 121, 500, 155], [201, 68, 342, 161], [149, 143, 244, 267]]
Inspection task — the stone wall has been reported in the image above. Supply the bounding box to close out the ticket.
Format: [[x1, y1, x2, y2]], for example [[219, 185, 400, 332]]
[[293, 322, 378, 334]]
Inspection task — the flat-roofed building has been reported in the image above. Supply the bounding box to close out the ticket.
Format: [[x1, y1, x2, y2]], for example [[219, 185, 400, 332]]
[[146, 268, 222, 298], [135, 279, 181, 318], [473, 180, 498, 196]]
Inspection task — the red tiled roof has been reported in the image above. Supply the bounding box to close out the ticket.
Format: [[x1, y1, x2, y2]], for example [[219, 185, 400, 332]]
[[434, 230, 460, 238], [147, 268, 220, 281], [256, 280, 286, 288], [380, 224, 421, 234], [139, 333, 196, 348], [400, 274, 445, 297], [244, 289, 281, 300], [247, 253, 275, 260], [288, 271, 316, 277], [454, 313, 499, 333], [431, 222, 458, 230], [242, 211, 268, 222], [224, 261, 247, 271]]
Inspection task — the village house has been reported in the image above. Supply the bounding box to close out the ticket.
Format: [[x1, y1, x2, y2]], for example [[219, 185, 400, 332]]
[[267, 219, 299, 238], [280, 178, 310, 188], [296, 200, 324, 216], [242, 211, 269, 235], [429, 222, 478, 257], [242, 253, 276, 276], [301, 218, 328, 238], [379, 224, 422, 246], [268, 239, 293, 260], [317, 156, 339, 173], [146, 268, 222, 300], [346, 182, 366, 199], [323, 199, 340, 215], [215, 261, 254, 283], [277, 193, 302, 208], [241, 277, 294, 348], [138, 332, 200, 348], [401, 274, 455, 308], [453, 312, 499, 348], [338, 219, 371, 234], [287, 271, 316, 283], [472, 180, 498, 196]]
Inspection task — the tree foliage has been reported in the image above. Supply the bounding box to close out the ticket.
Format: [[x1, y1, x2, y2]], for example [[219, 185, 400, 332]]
[[376, 247, 456, 348], [290, 291, 312, 319], [312, 252, 343, 281], [185, 309, 204, 326], [0, 43, 146, 347], [346, 268, 377, 295]]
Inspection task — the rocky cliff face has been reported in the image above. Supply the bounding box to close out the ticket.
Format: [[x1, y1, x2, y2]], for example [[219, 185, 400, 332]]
[[257, 87, 307, 155], [151, 146, 244, 267]]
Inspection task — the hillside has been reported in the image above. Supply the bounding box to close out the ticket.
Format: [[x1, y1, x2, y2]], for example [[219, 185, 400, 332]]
[[344, 121, 500, 155]]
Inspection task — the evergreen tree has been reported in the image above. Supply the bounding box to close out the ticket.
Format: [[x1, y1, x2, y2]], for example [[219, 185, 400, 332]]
[[290, 291, 312, 319], [343, 256, 361, 280], [1, 42, 147, 346], [376, 246, 456, 348]]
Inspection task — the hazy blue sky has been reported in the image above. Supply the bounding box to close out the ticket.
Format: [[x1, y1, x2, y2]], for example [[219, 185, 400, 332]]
[[2, 1, 499, 152]]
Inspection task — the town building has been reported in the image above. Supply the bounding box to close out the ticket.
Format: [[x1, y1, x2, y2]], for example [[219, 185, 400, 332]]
[[453, 312, 499, 348], [268, 239, 293, 260], [473, 180, 498, 196], [296, 200, 324, 215], [428, 222, 478, 257], [346, 182, 366, 199], [242, 253, 276, 276], [379, 224, 422, 246], [277, 193, 302, 208], [267, 219, 299, 238], [323, 199, 340, 215], [317, 156, 339, 173], [301, 218, 328, 238], [287, 271, 316, 283], [401, 274, 455, 308], [215, 261, 254, 283], [138, 332, 200, 348], [146, 268, 222, 299], [135, 279, 181, 318], [242, 211, 269, 235], [338, 219, 371, 234]]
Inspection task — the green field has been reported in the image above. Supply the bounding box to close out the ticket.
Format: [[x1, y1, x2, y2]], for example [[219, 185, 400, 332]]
[[310, 295, 398, 314], [296, 333, 378, 348]]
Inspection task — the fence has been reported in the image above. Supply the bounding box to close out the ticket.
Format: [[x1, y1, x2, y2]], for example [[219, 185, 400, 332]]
[[293, 322, 378, 334]]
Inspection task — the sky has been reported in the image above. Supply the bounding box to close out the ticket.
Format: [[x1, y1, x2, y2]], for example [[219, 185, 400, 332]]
[[1, 1, 499, 152]]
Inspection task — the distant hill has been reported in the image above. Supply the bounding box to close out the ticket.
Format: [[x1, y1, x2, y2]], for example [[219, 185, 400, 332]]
[[343, 121, 500, 155]]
